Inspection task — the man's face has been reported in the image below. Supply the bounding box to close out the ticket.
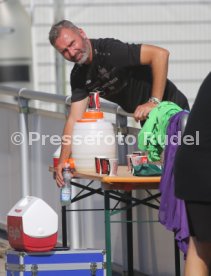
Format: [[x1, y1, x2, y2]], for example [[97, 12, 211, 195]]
[[54, 28, 90, 64]]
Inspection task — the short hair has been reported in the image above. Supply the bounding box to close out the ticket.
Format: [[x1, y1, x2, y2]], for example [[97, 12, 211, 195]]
[[49, 20, 79, 46]]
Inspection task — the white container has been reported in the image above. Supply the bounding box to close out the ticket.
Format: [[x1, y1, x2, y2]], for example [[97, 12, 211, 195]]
[[72, 112, 116, 172]]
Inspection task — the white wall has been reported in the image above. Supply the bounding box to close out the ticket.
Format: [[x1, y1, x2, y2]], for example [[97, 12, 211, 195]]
[[20, 0, 211, 105]]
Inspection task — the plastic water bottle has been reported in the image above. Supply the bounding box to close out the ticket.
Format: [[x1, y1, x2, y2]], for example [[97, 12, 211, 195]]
[[60, 163, 72, 206]]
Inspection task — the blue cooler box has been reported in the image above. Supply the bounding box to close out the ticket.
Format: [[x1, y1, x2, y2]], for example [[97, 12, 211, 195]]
[[6, 249, 106, 275]]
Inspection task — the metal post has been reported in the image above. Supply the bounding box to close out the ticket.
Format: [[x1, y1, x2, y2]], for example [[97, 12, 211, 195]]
[[62, 206, 68, 248], [104, 191, 112, 276], [126, 191, 134, 275], [116, 112, 128, 165], [64, 101, 81, 249], [116, 112, 129, 273], [69, 180, 81, 249], [18, 89, 30, 197]]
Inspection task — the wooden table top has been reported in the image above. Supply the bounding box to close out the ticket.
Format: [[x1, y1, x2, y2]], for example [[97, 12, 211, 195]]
[[74, 166, 160, 190], [50, 166, 160, 191]]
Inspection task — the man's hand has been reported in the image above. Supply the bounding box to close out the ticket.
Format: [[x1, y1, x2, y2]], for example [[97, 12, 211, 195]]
[[56, 162, 74, 187], [134, 101, 157, 121], [56, 163, 66, 187]]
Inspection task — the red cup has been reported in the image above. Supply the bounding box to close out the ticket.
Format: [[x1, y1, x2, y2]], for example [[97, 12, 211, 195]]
[[53, 157, 59, 168]]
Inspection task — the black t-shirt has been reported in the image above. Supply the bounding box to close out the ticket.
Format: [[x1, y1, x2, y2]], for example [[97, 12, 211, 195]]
[[70, 38, 189, 112]]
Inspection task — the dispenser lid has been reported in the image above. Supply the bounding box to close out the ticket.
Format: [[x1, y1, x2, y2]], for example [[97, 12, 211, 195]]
[[82, 111, 104, 120]]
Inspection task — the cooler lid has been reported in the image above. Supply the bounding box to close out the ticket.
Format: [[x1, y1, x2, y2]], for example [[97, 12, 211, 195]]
[[8, 196, 58, 237]]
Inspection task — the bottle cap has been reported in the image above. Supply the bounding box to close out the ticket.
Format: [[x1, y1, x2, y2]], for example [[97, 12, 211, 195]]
[[64, 158, 75, 169]]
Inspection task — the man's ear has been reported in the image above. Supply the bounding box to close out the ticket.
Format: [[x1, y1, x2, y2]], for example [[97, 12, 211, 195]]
[[78, 28, 87, 39]]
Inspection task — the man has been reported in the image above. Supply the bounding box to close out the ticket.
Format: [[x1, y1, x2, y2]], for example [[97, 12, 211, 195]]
[[49, 20, 189, 186]]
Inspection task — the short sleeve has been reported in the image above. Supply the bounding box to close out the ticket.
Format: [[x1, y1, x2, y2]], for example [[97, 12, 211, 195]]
[[71, 88, 89, 102]]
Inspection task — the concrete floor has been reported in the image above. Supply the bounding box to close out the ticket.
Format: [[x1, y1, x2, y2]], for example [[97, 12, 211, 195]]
[[0, 258, 5, 275]]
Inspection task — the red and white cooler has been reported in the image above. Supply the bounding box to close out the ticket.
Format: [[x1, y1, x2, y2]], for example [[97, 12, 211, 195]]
[[7, 196, 58, 252]]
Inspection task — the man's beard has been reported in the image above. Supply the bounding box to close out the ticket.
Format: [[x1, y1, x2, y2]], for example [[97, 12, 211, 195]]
[[76, 39, 90, 65]]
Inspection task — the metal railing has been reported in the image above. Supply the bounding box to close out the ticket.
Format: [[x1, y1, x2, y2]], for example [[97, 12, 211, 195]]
[[0, 85, 133, 197], [0, 85, 133, 115]]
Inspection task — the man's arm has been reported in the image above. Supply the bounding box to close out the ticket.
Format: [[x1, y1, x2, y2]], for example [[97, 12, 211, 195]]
[[134, 44, 170, 121], [56, 97, 88, 187]]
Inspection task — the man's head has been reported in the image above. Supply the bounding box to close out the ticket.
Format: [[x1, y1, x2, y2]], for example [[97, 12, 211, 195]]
[[49, 20, 91, 64]]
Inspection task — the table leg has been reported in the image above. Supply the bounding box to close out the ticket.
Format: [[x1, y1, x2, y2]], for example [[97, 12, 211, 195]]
[[104, 191, 112, 276], [62, 206, 67, 247], [126, 191, 134, 275]]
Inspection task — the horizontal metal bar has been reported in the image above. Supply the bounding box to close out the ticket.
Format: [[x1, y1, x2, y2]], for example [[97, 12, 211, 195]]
[[6, 262, 104, 272], [71, 181, 132, 204], [71, 188, 102, 202], [0, 85, 19, 97], [19, 89, 66, 104], [66, 209, 105, 211], [0, 85, 133, 117]]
